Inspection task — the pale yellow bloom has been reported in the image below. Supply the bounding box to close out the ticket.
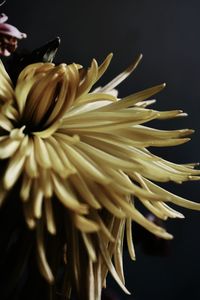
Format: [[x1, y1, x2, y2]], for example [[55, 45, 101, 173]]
[[0, 54, 199, 299]]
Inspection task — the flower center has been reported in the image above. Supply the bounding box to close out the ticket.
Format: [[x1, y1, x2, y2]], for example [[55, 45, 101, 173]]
[[15, 63, 80, 137]]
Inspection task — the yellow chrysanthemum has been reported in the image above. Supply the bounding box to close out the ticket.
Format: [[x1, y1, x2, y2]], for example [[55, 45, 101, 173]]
[[0, 54, 199, 299]]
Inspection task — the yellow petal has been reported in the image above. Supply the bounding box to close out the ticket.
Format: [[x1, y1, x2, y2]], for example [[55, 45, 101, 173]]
[[82, 233, 97, 261], [0, 137, 20, 159], [33, 136, 51, 169], [74, 215, 99, 233], [51, 173, 88, 214], [36, 220, 54, 283], [100, 54, 142, 92], [44, 198, 56, 235], [4, 150, 26, 189]]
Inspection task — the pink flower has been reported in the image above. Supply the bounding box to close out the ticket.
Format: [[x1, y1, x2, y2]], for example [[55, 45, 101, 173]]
[[0, 13, 26, 56]]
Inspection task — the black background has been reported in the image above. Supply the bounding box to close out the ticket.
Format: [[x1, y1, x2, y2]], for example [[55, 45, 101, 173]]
[[2, 1, 200, 299]]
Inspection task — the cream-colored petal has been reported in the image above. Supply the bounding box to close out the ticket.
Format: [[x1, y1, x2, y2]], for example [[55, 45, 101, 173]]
[[0, 60, 14, 101], [44, 197, 56, 235], [39, 168, 53, 198], [94, 83, 165, 112], [25, 138, 39, 178], [82, 233, 97, 261], [126, 218, 136, 260], [33, 181, 43, 219], [100, 54, 142, 92], [0, 113, 13, 131], [143, 177, 200, 210], [33, 136, 51, 169], [76, 59, 98, 98], [0, 137, 20, 159], [20, 173, 32, 201], [62, 144, 111, 185], [51, 173, 88, 214], [88, 183, 126, 218], [69, 173, 101, 209], [74, 215, 99, 233], [98, 233, 130, 295], [96, 53, 113, 81], [36, 220, 54, 283], [4, 149, 26, 189]]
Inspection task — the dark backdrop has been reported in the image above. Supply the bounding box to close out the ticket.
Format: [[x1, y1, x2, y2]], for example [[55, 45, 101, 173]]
[[2, 1, 200, 299]]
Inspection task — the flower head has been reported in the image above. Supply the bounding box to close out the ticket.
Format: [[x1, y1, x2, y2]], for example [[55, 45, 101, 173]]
[[0, 53, 199, 299], [0, 13, 26, 56]]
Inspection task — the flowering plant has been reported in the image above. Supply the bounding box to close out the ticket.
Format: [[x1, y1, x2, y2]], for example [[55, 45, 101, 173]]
[[0, 7, 199, 300]]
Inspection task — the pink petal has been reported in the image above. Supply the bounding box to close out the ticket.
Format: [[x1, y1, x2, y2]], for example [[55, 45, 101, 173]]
[[0, 48, 11, 56], [0, 23, 27, 39], [0, 13, 8, 24]]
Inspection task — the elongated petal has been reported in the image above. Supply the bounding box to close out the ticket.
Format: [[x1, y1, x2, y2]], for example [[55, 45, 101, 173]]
[[36, 221, 54, 283], [33, 136, 51, 168], [100, 54, 142, 92], [51, 173, 88, 214]]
